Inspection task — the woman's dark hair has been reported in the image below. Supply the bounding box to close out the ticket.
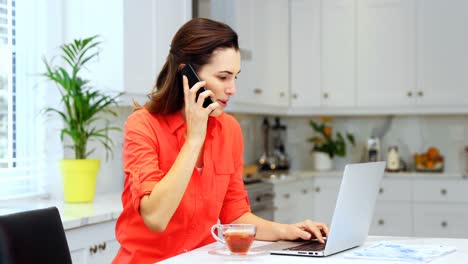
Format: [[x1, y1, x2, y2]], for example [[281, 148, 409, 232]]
[[143, 18, 239, 114]]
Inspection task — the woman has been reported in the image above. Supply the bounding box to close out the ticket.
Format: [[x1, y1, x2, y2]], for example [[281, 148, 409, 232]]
[[113, 18, 328, 263]]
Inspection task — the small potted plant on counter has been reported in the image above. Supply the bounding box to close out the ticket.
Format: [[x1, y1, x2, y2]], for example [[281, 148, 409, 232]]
[[307, 117, 355, 171], [42, 35, 122, 202]]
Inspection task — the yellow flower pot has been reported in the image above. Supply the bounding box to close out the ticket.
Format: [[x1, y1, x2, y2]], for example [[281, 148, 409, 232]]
[[59, 159, 100, 203]]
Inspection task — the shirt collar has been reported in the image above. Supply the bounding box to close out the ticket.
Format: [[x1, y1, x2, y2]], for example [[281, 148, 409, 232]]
[[208, 113, 224, 137], [164, 111, 185, 134]]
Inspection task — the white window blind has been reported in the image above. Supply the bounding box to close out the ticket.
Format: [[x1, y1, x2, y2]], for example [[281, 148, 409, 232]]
[[0, 0, 62, 199]]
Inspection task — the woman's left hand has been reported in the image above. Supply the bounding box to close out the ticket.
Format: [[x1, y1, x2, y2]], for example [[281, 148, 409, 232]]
[[278, 220, 329, 243]]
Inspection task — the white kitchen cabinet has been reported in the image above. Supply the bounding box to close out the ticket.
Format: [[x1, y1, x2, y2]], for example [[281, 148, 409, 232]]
[[290, 0, 356, 111], [311, 177, 341, 224], [212, 0, 290, 111], [413, 203, 468, 238], [272, 179, 314, 224], [271, 175, 468, 238], [294, 180, 316, 222], [356, 0, 416, 108], [63, 0, 191, 105], [416, 0, 468, 107], [371, 202, 412, 236], [412, 178, 468, 238], [252, 0, 290, 107], [412, 178, 468, 203], [370, 178, 412, 236], [289, 0, 321, 108], [66, 220, 119, 264], [357, 0, 468, 111], [321, 0, 356, 108]]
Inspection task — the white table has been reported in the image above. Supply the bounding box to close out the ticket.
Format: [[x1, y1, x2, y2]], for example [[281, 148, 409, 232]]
[[159, 236, 468, 263]]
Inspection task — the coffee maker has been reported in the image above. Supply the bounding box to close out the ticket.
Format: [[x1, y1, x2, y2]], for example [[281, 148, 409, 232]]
[[257, 117, 290, 171], [366, 136, 381, 162], [271, 117, 290, 170]]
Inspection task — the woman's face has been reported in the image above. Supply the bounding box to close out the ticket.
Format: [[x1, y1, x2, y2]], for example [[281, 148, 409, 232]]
[[197, 47, 241, 116]]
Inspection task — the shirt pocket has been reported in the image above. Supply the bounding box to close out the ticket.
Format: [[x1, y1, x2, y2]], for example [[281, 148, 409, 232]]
[[214, 162, 235, 203]]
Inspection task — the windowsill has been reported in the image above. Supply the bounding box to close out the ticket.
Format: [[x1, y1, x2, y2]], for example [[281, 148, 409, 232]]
[[0, 192, 123, 230]]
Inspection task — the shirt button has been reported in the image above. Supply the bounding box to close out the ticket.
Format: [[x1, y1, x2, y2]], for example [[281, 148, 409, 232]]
[[184, 248, 188, 252], [199, 195, 203, 199], [191, 224, 196, 228]]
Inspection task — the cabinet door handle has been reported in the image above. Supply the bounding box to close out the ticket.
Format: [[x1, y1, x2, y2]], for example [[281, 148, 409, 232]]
[[315, 187, 321, 193], [292, 93, 298, 99], [279, 91, 285, 97], [283, 193, 290, 199], [301, 189, 308, 194], [378, 219, 385, 226], [98, 242, 107, 251], [441, 189, 447, 195], [379, 188, 384, 194], [254, 88, 262, 95], [418, 91, 424, 97], [323, 92, 329, 99], [441, 221, 448, 228], [407, 91, 413, 97], [89, 245, 98, 254]]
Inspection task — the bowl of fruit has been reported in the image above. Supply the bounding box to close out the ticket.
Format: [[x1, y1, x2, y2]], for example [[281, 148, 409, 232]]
[[414, 146, 444, 172]]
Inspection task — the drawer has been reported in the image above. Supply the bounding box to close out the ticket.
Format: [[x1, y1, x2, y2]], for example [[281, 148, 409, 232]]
[[370, 202, 412, 236], [273, 180, 313, 209], [413, 179, 468, 202], [413, 203, 468, 238], [377, 178, 412, 201]]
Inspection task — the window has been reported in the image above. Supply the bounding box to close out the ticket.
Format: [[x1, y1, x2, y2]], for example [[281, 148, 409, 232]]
[[0, 0, 61, 199]]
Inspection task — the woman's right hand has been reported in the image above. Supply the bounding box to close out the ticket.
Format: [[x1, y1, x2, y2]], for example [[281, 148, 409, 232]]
[[182, 75, 219, 144]]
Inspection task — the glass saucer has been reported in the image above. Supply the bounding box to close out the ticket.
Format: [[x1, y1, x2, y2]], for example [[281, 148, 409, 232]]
[[208, 248, 268, 257]]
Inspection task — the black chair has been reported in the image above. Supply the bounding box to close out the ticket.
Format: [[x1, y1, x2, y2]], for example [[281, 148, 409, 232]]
[[0, 207, 72, 264]]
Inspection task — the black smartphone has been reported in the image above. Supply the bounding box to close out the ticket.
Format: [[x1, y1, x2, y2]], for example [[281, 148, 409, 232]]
[[180, 64, 213, 108]]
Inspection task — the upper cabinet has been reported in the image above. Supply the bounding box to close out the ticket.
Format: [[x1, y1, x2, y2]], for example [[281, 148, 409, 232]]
[[253, 0, 290, 107], [321, 0, 356, 108], [290, 0, 356, 110], [289, 0, 321, 108], [356, 0, 416, 108], [212, 0, 468, 114], [63, 0, 192, 105], [416, 0, 468, 107], [211, 0, 289, 112], [356, 0, 468, 112]]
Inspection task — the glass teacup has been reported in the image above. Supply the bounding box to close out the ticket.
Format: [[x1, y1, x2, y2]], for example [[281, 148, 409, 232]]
[[211, 224, 256, 255]]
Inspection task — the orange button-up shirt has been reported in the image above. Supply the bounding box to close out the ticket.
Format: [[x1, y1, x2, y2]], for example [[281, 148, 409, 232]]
[[113, 109, 251, 264]]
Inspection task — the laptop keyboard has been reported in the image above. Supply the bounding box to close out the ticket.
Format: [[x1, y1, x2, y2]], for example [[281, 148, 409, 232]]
[[285, 240, 327, 251]]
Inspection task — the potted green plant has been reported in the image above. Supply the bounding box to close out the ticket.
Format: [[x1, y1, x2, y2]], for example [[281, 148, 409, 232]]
[[307, 117, 355, 171], [42, 35, 122, 202]]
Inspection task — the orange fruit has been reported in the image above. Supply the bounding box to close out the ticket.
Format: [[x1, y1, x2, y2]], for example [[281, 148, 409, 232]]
[[425, 160, 435, 169], [427, 147, 440, 160]]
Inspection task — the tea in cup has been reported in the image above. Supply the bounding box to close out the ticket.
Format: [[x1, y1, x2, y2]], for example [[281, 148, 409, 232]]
[[211, 224, 256, 254]]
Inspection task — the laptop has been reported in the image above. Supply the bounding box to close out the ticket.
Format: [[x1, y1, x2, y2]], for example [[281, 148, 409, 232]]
[[259, 161, 386, 257]]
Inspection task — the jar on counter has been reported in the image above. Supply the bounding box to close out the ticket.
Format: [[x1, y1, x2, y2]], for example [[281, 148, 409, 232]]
[[386, 146, 400, 172]]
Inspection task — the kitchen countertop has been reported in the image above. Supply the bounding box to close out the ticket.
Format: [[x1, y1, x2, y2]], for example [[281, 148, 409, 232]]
[[0, 192, 123, 230], [263, 170, 467, 184], [160, 236, 468, 264]]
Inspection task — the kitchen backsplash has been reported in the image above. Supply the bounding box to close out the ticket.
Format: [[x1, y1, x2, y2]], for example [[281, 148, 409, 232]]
[[90, 107, 467, 194], [233, 113, 468, 174]]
